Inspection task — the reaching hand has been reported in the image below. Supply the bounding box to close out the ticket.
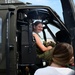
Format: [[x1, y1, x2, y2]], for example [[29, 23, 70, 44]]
[[43, 41, 56, 47]]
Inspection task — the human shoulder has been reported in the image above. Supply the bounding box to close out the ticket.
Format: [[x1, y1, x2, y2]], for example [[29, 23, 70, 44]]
[[67, 71, 75, 75], [66, 68, 75, 75], [33, 32, 38, 36], [33, 32, 36, 34], [33, 32, 39, 38], [34, 66, 63, 75], [34, 66, 51, 75], [54, 67, 74, 75]]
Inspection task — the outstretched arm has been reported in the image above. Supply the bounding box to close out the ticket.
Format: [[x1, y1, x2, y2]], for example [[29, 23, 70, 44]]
[[33, 33, 52, 51]]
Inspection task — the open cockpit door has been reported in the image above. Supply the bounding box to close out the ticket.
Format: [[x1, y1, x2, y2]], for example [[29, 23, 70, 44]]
[[16, 6, 71, 42], [16, 5, 72, 75]]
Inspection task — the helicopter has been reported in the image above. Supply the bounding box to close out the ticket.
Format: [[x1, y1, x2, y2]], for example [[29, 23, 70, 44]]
[[0, 0, 75, 75]]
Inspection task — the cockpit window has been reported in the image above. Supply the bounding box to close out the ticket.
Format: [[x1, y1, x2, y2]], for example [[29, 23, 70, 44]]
[[47, 24, 60, 35], [0, 18, 2, 45]]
